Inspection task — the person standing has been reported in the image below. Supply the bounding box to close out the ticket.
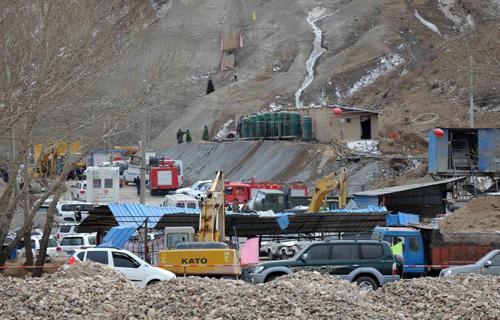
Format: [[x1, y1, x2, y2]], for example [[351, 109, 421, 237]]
[[134, 176, 141, 195], [185, 129, 192, 143], [176, 129, 184, 144], [75, 206, 82, 222], [202, 125, 209, 141]]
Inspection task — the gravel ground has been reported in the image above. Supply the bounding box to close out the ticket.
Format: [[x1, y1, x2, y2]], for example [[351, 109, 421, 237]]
[[1, 264, 499, 319]]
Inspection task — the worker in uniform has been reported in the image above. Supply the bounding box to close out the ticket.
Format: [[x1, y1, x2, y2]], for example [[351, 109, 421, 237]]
[[202, 125, 209, 141], [176, 129, 184, 144], [185, 129, 192, 143], [391, 237, 403, 256]]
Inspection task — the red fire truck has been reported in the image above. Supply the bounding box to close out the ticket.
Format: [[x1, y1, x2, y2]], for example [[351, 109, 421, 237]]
[[224, 179, 308, 206], [149, 159, 184, 195]]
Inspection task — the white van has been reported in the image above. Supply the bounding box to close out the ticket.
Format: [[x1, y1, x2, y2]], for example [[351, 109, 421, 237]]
[[85, 166, 119, 204], [161, 194, 199, 209]]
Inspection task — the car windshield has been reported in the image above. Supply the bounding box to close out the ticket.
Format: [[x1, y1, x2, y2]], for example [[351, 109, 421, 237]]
[[59, 225, 72, 233], [61, 237, 83, 246], [61, 204, 93, 211]]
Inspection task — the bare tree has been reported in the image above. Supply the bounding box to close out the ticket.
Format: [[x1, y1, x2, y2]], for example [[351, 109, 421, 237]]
[[0, 0, 163, 273]]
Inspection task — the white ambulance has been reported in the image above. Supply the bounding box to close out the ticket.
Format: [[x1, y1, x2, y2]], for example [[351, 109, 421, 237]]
[[85, 166, 120, 204]]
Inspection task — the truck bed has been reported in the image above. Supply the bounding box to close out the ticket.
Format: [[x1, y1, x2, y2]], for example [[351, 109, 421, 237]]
[[423, 229, 500, 268]]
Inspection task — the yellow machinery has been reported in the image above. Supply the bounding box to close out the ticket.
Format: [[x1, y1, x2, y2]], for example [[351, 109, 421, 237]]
[[158, 170, 240, 277], [308, 168, 347, 212], [34, 141, 83, 177]]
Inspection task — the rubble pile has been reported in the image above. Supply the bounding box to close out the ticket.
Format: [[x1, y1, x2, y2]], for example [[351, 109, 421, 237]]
[[0, 263, 136, 319], [117, 271, 396, 319], [370, 274, 500, 319], [0, 264, 499, 319], [440, 197, 500, 233]]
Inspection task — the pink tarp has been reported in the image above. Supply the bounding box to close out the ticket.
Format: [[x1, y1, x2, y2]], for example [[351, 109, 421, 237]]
[[240, 237, 259, 266]]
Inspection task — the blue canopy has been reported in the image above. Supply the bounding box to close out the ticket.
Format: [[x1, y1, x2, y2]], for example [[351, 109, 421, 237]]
[[97, 226, 137, 249]]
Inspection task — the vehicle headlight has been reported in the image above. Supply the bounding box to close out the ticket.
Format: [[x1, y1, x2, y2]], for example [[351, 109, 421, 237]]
[[254, 266, 264, 274], [441, 269, 452, 277]]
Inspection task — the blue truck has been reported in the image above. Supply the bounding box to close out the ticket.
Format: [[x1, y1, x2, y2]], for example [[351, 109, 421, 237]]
[[372, 226, 500, 276]]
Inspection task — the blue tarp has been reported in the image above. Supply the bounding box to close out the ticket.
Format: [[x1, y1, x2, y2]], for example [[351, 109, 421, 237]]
[[107, 203, 200, 228], [98, 226, 137, 249], [386, 212, 419, 226]]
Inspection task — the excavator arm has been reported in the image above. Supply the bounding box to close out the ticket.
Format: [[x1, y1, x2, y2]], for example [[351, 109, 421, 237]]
[[197, 170, 226, 242], [308, 168, 347, 212]]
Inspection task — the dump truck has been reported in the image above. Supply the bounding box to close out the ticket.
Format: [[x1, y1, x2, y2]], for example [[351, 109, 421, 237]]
[[372, 226, 500, 277], [158, 170, 240, 277]]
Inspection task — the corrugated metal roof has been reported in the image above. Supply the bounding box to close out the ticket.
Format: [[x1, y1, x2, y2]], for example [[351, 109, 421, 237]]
[[98, 226, 136, 248], [108, 203, 200, 228], [353, 177, 465, 197]]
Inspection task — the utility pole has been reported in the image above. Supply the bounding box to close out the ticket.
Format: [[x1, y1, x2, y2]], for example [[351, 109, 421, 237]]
[[469, 53, 474, 128], [139, 139, 146, 204]]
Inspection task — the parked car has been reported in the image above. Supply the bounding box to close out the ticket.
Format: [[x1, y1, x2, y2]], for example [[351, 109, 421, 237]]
[[251, 240, 401, 290], [55, 223, 79, 241], [59, 233, 96, 256], [65, 247, 175, 287], [18, 236, 61, 261], [175, 180, 211, 201], [440, 249, 500, 277], [56, 201, 93, 222], [70, 181, 87, 201]]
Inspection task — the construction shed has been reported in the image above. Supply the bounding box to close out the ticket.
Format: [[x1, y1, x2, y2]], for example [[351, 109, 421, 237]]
[[352, 177, 465, 219], [428, 128, 500, 177], [296, 106, 378, 143]]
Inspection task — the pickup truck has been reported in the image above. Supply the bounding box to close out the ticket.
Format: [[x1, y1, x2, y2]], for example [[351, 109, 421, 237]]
[[251, 240, 401, 290], [372, 226, 500, 276]]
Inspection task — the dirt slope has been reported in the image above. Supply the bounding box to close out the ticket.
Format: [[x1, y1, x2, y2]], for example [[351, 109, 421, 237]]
[[440, 197, 500, 233]]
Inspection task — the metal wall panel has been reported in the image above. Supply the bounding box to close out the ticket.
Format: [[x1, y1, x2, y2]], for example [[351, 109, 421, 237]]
[[428, 128, 449, 173], [478, 128, 500, 172], [353, 195, 379, 207]]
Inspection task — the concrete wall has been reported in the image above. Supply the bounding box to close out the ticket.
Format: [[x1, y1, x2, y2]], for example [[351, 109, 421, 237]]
[[297, 108, 378, 143]]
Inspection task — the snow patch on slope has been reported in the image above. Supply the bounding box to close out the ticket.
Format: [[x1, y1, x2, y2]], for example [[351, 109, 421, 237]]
[[414, 10, 443, 37], [339, 54, 404, 98], [347, 140, 380, 155], [437, 0, 475, 31]]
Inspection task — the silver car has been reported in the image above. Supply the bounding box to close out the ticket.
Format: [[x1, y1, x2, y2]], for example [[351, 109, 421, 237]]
[[440, 249, 500, 277]]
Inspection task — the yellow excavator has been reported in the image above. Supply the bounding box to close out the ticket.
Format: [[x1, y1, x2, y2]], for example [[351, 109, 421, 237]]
[[308, 168, 347, 212], [158, 170, 240, 277]]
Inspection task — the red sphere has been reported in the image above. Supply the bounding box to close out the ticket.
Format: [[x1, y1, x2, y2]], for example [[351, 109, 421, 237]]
[[433, 128, 445, 137], [389, 131, 398, 139], [332, 107, 343, 115]]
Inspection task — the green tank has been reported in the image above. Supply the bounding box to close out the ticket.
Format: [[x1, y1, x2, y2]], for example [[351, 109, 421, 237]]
[[278, 112, 288, 136], [264, 113, 273, 137], [302, 116, 313, 141], [241, 117, 248, 138], [289, 112, 301, 138], [272, 113, 280, 137], [248, 115, 256, 138], [255, 114, 265, 138]]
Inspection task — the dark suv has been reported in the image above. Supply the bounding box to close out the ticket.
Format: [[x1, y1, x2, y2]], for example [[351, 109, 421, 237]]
[[251, 240, 401, 290]]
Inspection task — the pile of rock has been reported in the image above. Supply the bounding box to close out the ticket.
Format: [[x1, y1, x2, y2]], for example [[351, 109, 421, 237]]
[[0, 263, 136, 319], [370, 274, 500, 319], [118, 271, 397, 319], [0, 264, 499, 319]]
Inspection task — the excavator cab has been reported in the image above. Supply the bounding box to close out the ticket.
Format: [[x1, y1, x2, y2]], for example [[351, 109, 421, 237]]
[[308, 168, 347, 212]]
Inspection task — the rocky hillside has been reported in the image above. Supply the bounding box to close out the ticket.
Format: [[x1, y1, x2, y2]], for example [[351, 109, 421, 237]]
[[109, 0, 500, 148]]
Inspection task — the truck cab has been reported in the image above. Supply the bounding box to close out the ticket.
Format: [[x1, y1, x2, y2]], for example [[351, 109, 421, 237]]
[[371, 226, 426, 275], [162, 194, 200, 209], [248, 189, 286, 212]]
